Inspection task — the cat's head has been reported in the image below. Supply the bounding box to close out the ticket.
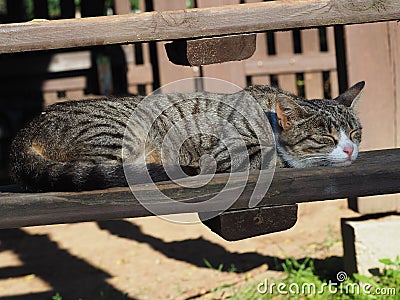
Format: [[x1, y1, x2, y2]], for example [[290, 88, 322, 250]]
[[275, 81, 364, 168]]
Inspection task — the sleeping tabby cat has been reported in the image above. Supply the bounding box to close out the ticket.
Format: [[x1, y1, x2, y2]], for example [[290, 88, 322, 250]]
[[10, 81, 364, 191]]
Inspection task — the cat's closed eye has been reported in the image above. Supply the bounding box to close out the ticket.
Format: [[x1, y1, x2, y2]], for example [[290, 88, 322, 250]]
[[310, 135, 336, 146], [349, 129, 361, 142]]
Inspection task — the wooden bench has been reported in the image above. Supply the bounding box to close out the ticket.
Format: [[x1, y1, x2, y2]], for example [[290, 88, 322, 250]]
[[1, 149, 399, 240], [0, 0, 399, 240]]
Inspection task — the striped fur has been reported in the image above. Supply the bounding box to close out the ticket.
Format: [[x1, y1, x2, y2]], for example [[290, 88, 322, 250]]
[[10, 82, 364, 191]]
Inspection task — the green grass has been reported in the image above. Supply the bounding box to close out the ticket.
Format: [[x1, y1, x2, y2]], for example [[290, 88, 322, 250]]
[[51, 257, 400, 299], [224, 257, 400, 299]]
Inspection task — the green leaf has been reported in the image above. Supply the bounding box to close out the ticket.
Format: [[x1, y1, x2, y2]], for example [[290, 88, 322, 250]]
[[379, 258, 394, 266]]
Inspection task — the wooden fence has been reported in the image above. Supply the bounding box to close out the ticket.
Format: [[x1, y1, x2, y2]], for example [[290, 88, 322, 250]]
[[0, 0, 398, 238]]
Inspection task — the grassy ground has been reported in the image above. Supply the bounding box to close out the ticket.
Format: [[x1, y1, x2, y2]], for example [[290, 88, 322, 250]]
[[211, 257, 400, 299], [51, 256, 400, 299]]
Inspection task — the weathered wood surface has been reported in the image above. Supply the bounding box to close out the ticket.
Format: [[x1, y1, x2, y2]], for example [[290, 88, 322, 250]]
[[165, 34, 256, 66], [346, 22, 400, 214], [202, 204, 298, 241], [0, 149, 399, 229], [246, 53, 336, 76], [0, 0, 399, 53]]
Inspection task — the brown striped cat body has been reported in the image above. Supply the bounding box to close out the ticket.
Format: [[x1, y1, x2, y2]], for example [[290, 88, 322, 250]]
[[10, 82, 364, 191]]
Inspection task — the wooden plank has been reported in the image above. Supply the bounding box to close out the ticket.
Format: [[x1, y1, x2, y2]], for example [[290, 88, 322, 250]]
[[42, 76, 86, 92], [165, 34, 256, 66], [44, 91, 58, 106], [326, 27, 339, 98], [127, 64, 153, 84], [389, 22, 400, 149], [0, 0, 399, 53], [0, 149, 399, 229], [47, 51, 91, 72], [202, 204, 298, 241], [346, 23, 396, 150], [301, 29, 324, 99], [248, 33, 270, 85], [346, 22, 400, 214], [275, 31, 297, 93], [245, 53, 336, 76], [114, 0, 131, 15]]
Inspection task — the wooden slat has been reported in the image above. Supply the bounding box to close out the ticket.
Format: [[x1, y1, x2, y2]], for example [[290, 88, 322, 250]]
[[389, 22, 400, 150], [346, 24, 396, 150], [0, 149, 399, 229], [249, 33, 270, 85], [302, 29, 324, 99], [326, 27, 339, 97], [244, 0, 270, 85], [346, 22, 400, 214], [0, 0, 399, 53], [275, 31, 297, 93], [245, 53, 336, 75], [127, 65, 153, 85], [42, 76, 86, 92], [114, 0, 131, 15]]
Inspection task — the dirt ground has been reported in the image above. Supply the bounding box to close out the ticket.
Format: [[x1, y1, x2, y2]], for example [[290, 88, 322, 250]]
[[0, 199, 359, 300]]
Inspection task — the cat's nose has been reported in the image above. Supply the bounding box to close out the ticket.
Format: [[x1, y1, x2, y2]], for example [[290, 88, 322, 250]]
[[343, 146, 354, 158]]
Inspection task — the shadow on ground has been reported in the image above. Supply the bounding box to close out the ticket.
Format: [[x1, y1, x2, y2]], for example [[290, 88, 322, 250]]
[[0, 229, 134, 300], [0, 220, 344, 299], [97, 219, 344, 278]]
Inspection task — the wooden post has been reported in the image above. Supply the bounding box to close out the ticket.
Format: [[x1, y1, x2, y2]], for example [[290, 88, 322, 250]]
[[346, 22, 400, 214]]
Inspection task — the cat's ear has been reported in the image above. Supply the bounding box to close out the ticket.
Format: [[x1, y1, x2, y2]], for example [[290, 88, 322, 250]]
[[275, 95, 308, 131], [334, 81, 365, 108]]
